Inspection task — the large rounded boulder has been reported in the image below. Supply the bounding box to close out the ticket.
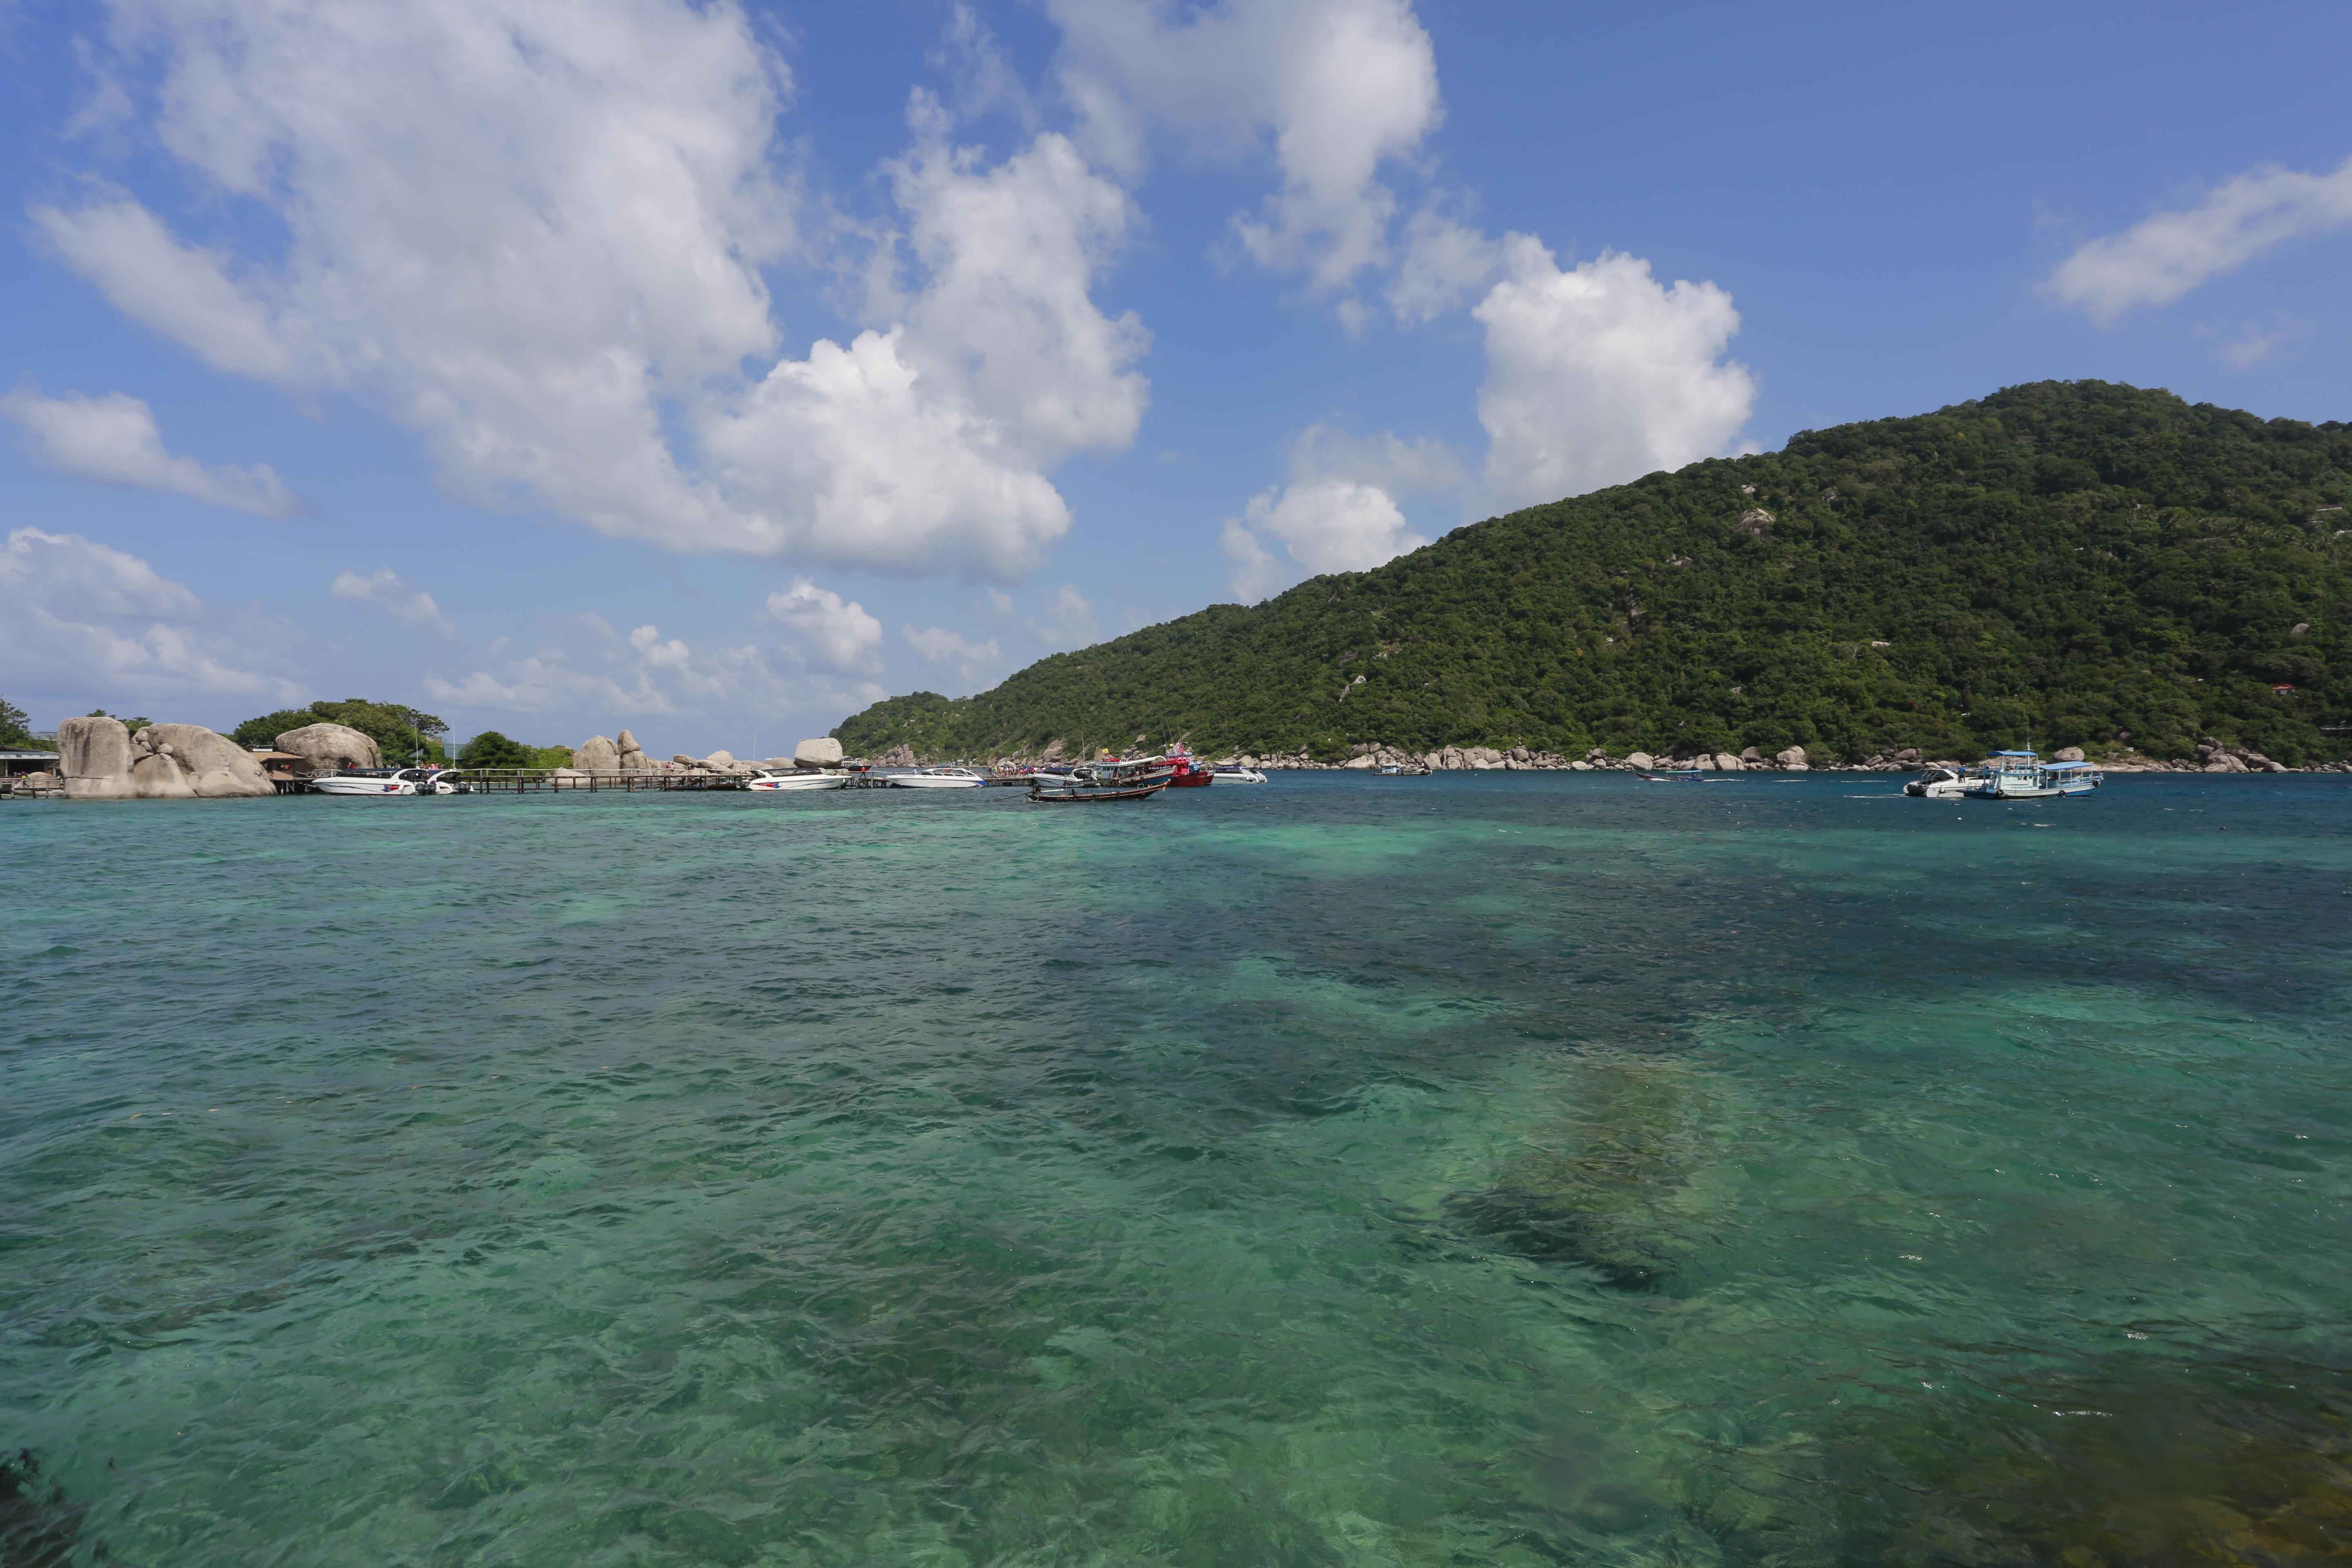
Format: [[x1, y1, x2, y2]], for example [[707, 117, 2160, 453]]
[[56, 715, 138, 800], [577, 734, 621, 771], [138, 724, 276, 797], [276, 722, 382, 772]]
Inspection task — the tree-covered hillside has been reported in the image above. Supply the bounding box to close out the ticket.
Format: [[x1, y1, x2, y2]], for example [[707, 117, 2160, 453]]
[[836, 382, 2352, 765]]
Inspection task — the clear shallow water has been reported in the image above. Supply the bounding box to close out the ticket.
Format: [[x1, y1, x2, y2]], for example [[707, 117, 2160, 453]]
[[3, 773, 2349, 1566]]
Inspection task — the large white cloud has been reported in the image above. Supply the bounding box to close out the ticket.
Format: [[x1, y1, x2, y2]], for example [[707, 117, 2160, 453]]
[[1471, 238, 1756, 514], [1048, 0, 1439, 296], [332, 567, 456, 638], [1, 389, 297, 516], [43, 0, 1145, 578], [0, 526, 303, 704], [1219, 419, 1456, 599], [1223, 477, 1426, 601], [903, 624, 1006, 691], [2047, 154, 2352, 324], [763, 577, 885, 676], [424, 612, 885, 750]]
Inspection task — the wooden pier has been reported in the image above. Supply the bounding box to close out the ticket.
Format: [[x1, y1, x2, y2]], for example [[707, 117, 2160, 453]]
[[447, 768, 753, 792]]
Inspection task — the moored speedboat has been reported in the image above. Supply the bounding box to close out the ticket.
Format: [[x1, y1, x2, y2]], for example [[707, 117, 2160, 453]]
[[747, 768, 849, 791], [886, 766, 987, 789], [1903, 766, 1970, 798], [312, 767, 439, 796], [1210, 765, 1267, 783]]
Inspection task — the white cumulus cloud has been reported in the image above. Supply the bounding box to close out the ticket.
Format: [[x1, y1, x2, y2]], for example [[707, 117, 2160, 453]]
[[1049, 0, 1439, 296], [1388, 205, 1503, 325], [0, 526, 302, 704], [422, 614, 869, 742], [764, 576, 884, 675], [42, 0, 1146, 579], [331, 566, 456, 638], [1220, 419, 1454, 601], [903, 624, 1005, 691], [2, 388, 297, 516], [1471, 238, 1756, 515], [2047, 154, 2352, 324], [1223, 476, 1427, 602], [1023, 583, 1100, 646]]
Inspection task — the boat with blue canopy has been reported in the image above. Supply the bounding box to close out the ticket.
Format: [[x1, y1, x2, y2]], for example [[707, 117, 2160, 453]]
[[1958, 751, 2103, 800]]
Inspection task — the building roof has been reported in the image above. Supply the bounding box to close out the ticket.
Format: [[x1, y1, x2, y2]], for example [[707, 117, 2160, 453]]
[[0, 748, 60, 761]]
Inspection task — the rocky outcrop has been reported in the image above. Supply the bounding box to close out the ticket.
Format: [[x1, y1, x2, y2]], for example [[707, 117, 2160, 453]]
[[617, 730, 653, 771], [58, 717, 275, 799], [138, 724, 274, 797], [795, 737, 845, 768], [276, 722, 382, 772], [2052, 746, 2085, 762], [1713, 752, 1742, 772], [57, 716, 138, 800], [129, 749, 198, 798], [577, 735, 621, 771], [1776, 746, 1810, 771]]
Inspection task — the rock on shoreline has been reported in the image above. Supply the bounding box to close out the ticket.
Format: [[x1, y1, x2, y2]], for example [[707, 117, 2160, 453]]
[[55, 717, 276, 800]]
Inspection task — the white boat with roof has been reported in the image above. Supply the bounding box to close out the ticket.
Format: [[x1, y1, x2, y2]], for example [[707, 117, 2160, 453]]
[[1957, 751, 2103, 800]]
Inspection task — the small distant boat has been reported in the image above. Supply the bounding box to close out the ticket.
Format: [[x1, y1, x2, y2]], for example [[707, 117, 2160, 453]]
[[886, 766, 988, 789], [311, 767, 440, 796], [1375, 762, 1430, 776], [747, 768, 849, 792], [1210, 765, 1267, 783], [1638, 767, 1711, 782]]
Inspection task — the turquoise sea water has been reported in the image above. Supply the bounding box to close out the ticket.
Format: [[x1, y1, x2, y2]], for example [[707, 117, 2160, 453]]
[[4, 773, 2349, 1566]]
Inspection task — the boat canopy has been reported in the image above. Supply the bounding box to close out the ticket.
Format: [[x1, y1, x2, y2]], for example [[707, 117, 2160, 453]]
[[2043, 760, 2091, 771], [1991, 750, 2038, 757]]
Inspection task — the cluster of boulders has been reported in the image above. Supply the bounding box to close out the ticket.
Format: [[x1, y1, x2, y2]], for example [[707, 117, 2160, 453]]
[[566, 731, 849, 777], [2194, 738, 2286, 774], [43, 716, 277, 799], [575, 729, 656, 772]]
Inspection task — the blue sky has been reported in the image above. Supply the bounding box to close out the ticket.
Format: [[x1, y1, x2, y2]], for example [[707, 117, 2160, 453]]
[[2, 0, 2347, 755]]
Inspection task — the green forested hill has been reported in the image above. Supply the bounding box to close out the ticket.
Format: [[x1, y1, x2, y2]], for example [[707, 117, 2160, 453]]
[[836, 381, 2352, 765]]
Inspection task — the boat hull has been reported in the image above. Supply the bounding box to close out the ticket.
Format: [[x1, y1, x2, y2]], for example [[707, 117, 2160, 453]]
[[748, 773, 849, 791], [1027, 781, 1169, 803], [886, 775, 985, 789]]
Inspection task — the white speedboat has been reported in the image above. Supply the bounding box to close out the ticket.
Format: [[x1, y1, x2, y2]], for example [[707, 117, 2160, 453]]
[[746, 769, 849, 791], [1903, 766, 1971, 799], [1211, 765, 1267, 783], [886, 766, 987, 789], [312, 767, 439, 796]]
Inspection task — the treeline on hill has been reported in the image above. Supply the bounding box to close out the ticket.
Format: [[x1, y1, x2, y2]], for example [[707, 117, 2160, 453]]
[[836, 381, 2352, 766], [230, 701, 571, 768]]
